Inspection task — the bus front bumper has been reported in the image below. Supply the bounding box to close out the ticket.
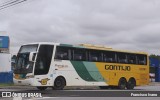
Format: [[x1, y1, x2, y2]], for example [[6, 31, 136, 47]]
[[13, 78, 34, 86]]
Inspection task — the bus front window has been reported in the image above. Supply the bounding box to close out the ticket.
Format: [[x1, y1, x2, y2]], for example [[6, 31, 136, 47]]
[[14, 45, 38, 74], [14, 53, 33, 74]]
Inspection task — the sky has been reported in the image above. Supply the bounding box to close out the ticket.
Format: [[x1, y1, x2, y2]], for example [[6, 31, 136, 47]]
[[0, 0, 160, 55]]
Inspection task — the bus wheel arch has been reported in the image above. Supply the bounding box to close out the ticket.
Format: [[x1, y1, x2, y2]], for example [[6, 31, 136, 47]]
[[118, 77, 127, 89], [126, 77, 136, 90], [52, 76, 66, 90]]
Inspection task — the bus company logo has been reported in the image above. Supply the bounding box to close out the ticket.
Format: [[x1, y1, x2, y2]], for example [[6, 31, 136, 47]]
[[55, 64, 68, 68], [105, 65, 131, 71], [39, 78, 50, 85]]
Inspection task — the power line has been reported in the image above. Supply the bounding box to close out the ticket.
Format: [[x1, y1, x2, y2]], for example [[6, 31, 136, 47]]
[[0, 0, 27, 10], [0, 0, 19, 5], [0, 0, 21, 8]]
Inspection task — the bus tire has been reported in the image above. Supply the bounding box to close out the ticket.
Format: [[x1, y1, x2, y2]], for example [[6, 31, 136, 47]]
[[118, 78, 127, 89], [126, 78, 136, 90], [37, 86, 47, 90], [52, 76, 66, 90]]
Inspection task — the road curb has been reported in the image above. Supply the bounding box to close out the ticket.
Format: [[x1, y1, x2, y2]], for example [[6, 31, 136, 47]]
[[149, 82, 160, 86]]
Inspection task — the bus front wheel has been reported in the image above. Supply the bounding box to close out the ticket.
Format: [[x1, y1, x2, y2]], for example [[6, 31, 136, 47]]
[[118, 78, 127, 89], [52, 77, 66, 90], [126, 78, 136, 90], [37, 86, 47, 90]]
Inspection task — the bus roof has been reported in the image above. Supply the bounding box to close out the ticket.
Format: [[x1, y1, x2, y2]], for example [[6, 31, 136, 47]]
[[21, 42, 148, 55], [22, 42, 60, 46], [60, 43, 148, 55]]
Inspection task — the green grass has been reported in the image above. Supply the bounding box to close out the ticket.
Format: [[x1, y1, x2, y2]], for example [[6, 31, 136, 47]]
[[0, 83, 14, 87]]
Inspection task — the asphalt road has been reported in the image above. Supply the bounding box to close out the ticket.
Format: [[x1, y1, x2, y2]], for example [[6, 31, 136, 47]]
[[0, 84, 160, 100]]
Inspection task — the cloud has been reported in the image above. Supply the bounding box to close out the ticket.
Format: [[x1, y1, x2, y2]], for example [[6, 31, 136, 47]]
[[0, 0, 160, 54]]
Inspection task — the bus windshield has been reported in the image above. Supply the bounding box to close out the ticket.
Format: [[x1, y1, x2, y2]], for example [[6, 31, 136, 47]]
[[14, 44, 38, 74]]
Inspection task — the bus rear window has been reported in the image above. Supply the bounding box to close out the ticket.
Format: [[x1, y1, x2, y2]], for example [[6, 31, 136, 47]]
[[137, 54, 147, 65]]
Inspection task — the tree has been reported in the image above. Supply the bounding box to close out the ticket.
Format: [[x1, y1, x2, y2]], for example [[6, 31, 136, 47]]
[[150, 54, 160, 61]]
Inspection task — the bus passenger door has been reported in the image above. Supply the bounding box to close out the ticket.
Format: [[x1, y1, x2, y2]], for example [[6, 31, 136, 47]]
[[34, 45, 54, 86]]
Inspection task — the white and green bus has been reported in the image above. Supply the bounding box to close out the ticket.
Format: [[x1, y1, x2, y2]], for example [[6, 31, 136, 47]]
[[13, 43, 149, 90]]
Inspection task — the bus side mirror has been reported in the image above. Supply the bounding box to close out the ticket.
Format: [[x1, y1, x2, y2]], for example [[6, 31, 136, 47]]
[[29, 52, 36, 62], [11, 55, 17, 70], [11, 55, 17, 63]]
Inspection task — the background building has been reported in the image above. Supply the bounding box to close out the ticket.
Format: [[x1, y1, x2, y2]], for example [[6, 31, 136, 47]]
[[0, 31, 12, 83]]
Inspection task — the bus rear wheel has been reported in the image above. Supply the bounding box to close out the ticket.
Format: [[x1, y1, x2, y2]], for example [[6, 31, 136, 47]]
[[118, 78, 127, 89], [126, 78, 136, 90], [37, 86, 47, 90], [52, 77, 66, 90]]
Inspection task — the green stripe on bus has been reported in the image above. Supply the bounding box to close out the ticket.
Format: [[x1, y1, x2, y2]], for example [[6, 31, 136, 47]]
[[70, 61, 96, 81], [72, 45, 84, 48], [60, 44, 73, 47], [83, 62, 105, 82]]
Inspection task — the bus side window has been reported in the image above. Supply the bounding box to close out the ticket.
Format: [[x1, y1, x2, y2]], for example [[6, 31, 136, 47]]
[[137, 54, 147, 65], [103, 51, 116, 63], [117, 53, 128, 63], [55, 46, 70, 60], [89, 50, 102, 62], [73, 48, 86, 61], [127, 54, 136, 64]]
